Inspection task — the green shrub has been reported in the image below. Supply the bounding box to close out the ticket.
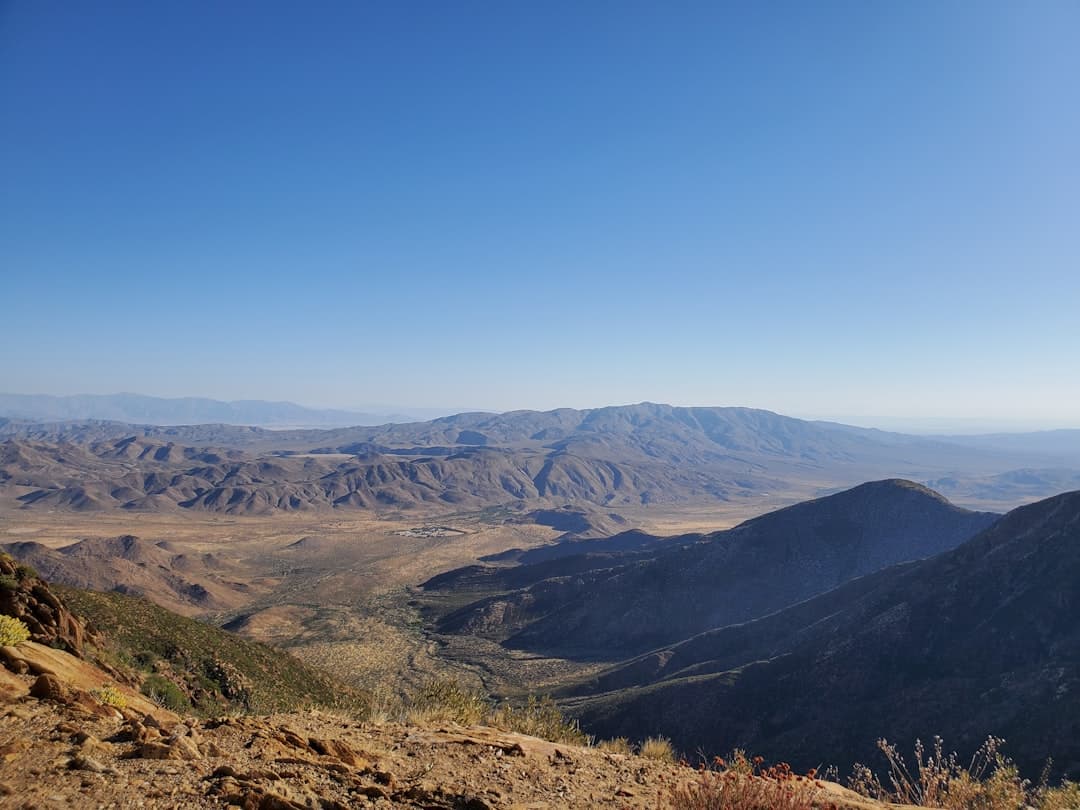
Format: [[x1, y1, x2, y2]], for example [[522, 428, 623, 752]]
[[14, 564, 37, 582], [0, 615, 30, 645], [0, 575, 18, 592], [141, 674, 191, 712]]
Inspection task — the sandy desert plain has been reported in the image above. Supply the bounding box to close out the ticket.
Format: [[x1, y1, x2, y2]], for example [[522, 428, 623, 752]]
[[0, 491, 810, 706]]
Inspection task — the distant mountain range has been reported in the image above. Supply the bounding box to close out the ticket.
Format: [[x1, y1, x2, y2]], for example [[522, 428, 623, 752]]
[[560, 486, 1080, 778], [2, 403, 1078, 514], [0, 392, 459, 428]]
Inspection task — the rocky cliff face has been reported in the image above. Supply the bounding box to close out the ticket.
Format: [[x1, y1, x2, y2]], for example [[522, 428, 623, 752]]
[[0, 553, 96, 656]]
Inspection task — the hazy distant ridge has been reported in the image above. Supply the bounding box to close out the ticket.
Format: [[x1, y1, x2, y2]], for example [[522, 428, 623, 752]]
[[0, 392, 441, 428]]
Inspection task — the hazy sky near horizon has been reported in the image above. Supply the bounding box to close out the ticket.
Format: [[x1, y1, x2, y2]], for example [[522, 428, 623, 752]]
[[3, 2, 1078, 428]]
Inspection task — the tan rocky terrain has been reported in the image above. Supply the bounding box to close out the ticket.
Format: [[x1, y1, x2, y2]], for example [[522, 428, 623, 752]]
[[0, 675, 896, 809], [0, 558, 896, 810]]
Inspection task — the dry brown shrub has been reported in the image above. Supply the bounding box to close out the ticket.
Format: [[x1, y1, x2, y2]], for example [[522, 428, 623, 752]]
[[640, 736, 676, 763], [597, 736, 634, 755], [847, 736, 1079, 810], [665, 757, 835, 810]]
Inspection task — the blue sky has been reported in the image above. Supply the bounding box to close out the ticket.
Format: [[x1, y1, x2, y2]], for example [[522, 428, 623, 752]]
[[2, 1, 1078, 429]]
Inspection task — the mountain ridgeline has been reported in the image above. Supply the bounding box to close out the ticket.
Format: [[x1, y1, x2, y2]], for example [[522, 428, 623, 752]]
[[2, 403, 1075, 514], [0, 392, 428, 428]]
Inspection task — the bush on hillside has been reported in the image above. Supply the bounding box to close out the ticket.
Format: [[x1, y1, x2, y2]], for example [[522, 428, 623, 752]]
[[403, 677, 589, 745], [666, 756, 833, 810], [141, 674, 191, 712], [849, 736, 1080, 809], [0, 615, 30, 646], [90, 684, 127, 709], [596, 736, 633, 755], [640, 735, 675, 763], [489, 694, 590, 746]]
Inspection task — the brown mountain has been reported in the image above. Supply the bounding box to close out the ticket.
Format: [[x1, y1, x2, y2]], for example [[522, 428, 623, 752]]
[[1, 403, 1072, 514], [1, 535, 262, 615]]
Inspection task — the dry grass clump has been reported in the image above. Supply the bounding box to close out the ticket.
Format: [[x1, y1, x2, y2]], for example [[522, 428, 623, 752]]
[[665, 753, 835, 810], [406, 677, 489, 726], [849, 736, 1080, 810], [404, 678, 589, 745], [489, 694, 590, 745], [597, 736, 634, 755], [640, 735, 676, 763], [1037, 781, 1080, 810]]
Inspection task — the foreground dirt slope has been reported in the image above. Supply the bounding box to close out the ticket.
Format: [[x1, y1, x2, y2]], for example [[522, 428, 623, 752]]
[[0, 657, 896, 809]]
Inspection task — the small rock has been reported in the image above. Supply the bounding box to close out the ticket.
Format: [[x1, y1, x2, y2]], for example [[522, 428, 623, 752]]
[[371, 770, 395, 787], [29, 673, 67, 702], [355, 785, 388, 800], [0, 657, 29, 676], [256, 794, 307, 810], [170, 735, 203, 761], [26, 660, 57, 677], [307, 737, 368, 768], [68, 755, 114, 774], [142, 712, 163, 729]]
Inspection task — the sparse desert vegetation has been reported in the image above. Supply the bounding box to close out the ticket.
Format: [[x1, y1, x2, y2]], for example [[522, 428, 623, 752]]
[[640, 735, 677, 763], [849, 737, 1080, 810], [664, 756, 834, 810], [403, 677, 590, 745]]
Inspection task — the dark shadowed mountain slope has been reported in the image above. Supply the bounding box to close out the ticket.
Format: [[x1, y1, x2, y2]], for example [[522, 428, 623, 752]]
[[430, 480, 998, 657], [569, 489, 1080, 779]]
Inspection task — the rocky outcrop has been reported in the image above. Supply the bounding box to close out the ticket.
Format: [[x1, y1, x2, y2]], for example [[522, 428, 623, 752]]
[[0, 553, 97, 656]]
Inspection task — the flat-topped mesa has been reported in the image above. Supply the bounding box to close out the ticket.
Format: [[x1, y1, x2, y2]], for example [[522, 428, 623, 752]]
[[0, 553, 96, 656]]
